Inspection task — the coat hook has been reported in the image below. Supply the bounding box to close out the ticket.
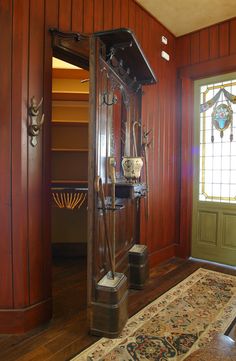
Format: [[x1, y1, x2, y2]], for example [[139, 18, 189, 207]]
[[102, 92, 118, 106], [28, 96, 45, 147]]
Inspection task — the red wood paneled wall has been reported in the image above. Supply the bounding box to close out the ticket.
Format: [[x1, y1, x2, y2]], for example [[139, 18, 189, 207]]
[[176, 18, 236, 258], [177, 19, 236, 69], [0, 0, 179, 333]]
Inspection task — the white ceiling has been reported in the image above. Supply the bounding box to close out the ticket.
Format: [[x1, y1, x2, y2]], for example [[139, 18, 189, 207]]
[[136, 0, 236, 36]]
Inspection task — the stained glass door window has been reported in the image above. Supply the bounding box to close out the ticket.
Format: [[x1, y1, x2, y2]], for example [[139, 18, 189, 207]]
[[199, 79, 236, 203]]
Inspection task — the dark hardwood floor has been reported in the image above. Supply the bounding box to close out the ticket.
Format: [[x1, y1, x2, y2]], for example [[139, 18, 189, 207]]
[[0, 256, 235, 361]]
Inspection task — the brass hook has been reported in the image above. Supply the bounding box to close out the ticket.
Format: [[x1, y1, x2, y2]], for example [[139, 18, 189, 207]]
[[28, 96, 45, 147]]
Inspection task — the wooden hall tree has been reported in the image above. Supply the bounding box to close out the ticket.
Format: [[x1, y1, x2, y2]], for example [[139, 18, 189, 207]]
[[49, 27, 156, 337]]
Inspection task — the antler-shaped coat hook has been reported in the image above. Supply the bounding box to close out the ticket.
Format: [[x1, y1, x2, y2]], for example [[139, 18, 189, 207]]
[[28, 96, 45, 147]]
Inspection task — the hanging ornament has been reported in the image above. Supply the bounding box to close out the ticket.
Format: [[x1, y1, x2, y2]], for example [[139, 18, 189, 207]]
[[211, 102, 233, 142]]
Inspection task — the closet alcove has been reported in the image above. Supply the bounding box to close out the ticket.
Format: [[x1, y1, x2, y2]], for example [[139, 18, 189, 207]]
[[51, 58, 89, 257]]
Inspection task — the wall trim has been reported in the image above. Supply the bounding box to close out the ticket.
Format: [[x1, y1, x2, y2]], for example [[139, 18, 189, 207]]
[[0, 298, 52, 334], [177, 55, 236, 261], [149, 244, 176, 267], [179, 53, 236, 80]]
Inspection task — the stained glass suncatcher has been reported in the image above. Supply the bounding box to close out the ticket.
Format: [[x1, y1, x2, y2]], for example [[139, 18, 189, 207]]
[[212, 103, 233, 137]]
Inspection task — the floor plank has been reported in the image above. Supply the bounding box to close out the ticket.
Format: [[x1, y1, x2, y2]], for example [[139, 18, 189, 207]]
[[0, 257, 235, 361]]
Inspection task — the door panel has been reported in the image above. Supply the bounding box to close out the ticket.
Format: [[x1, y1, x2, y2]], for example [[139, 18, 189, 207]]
[[192, 73, 236, 266], [222, 213, 236, 249], [197, 211, 218, 245]]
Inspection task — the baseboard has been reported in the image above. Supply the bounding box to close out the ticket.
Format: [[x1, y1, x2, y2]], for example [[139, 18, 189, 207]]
[[175, 244, 190, 259], [149, 244, 176, 267], [52, 242, 87, 258], [0, 298, 52, 334]]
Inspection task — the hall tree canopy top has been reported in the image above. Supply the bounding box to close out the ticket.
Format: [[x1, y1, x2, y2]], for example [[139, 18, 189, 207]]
[[50, 27, 157, 87]]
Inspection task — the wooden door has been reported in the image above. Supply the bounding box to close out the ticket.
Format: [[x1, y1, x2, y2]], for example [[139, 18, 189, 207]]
[[192, 73, 236, 266]]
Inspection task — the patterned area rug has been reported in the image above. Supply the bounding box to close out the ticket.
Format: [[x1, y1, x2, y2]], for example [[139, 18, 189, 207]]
[[72, 268, 236, 361]]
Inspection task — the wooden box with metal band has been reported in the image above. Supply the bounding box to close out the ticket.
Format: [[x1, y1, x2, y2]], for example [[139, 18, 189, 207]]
[[91, 273, 128, 338], [128, 244, 149, 289]]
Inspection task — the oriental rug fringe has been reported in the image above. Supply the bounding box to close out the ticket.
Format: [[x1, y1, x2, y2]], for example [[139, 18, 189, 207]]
[[72, 268, 236, 361]]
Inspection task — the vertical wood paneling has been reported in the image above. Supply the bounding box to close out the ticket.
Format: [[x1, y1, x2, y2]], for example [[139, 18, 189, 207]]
[[176, 35, 191, 67], [59, 0, 72, 31], [0, 0, 13, 308], [199, 28, 209, 62], [158, 59, 167, 252], [191, 32, 200, 64], [171, 60, 180, 247], [160, 59, 168, 248], [134, 4, 143, 44], [11, 0, 29, 308], [177, 18, 236, 68], [147, 17, 157, 71], [28, 0, 45, 304], [120, 0, 129, 28], [165, 32, 176, 248], [178, 77, 194, 258], [84, 0, 94, 33], [230, 19, 236, 55], [177, 19, 236, 68], [112, 0, 121, 29], [209, 25, 219, 59], [138, 6, 179, 264], [169, 56, 178, 248], [71, 0, 84, 32], [140, 17, 159, 250], [128, 0, 135, 32], [149, 81, 159, 254], [219, 22, 229, 57], [43, 0, 59, 301], [103, 0, 113, 30], [141, 8, 149, 54], [93, 0, 104, 32]]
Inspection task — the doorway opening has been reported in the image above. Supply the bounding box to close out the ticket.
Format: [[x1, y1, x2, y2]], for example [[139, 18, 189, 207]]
[[50, 56, 89, 320], [192, 72, 236, 266]]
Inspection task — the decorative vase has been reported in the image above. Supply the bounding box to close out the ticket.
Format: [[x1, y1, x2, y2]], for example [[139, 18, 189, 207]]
[[121, 156, 143, 182]]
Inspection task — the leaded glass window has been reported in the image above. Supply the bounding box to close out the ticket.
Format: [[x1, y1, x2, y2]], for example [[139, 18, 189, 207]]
[[199, 79, 236, 203]]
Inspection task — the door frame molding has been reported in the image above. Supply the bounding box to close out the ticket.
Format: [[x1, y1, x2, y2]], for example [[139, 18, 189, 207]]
[[176, 56, 236, 259], [191, 72, 236, 264]]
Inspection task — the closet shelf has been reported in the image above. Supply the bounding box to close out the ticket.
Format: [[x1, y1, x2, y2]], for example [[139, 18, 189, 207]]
[[51, 180, 88, 184], [52, 92, 89, 101], [51, 148, 88, 152], [51, 120, 88, 125], [52, 100, 89, 107], [52, 68, 89, 80]]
